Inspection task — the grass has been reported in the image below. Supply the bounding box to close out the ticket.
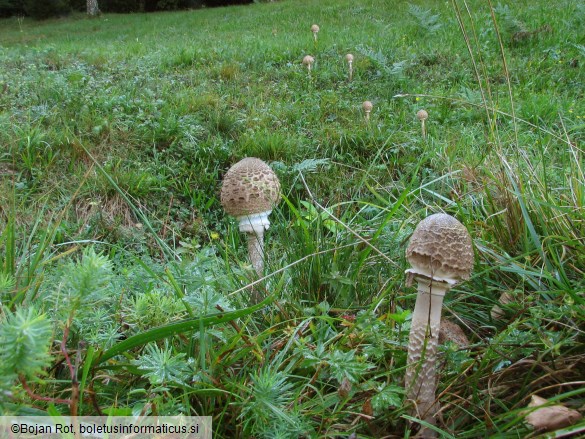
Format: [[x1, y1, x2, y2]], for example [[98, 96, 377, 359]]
[[0, 0, 584, 437]]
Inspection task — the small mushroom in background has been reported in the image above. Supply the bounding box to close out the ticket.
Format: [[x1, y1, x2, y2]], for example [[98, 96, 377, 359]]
[[404, 213, 474, 437], [417, 109, 429, 139], [311, 24, 320, 43], [362, 100, 373, 122], [345, 53, 354, 81], [220, 158, 281, 302], [302, 55, 315, 76]]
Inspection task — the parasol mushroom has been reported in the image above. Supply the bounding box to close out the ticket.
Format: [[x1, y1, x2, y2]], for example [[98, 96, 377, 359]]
[[362, 100, 373, 122], [220, 158, 281, 301], [417, 109, 429, 139], [404, 213, 474, 437], [346, 53, 354, 81], [302, 55, 315, 76], [311, 24, 320, 43]]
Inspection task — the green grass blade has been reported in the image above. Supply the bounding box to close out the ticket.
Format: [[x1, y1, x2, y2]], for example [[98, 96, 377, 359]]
[[92, 293, 274, 367]]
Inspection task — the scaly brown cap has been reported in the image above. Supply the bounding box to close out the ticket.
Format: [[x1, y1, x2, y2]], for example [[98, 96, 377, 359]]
[[220, 158, 281, 217], [406, 213, 473, 284], [417, 109, 429, 121]]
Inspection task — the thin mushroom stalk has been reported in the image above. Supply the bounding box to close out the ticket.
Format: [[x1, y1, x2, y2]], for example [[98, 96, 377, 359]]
[[346, 54, 354, 81], [238, 212, 271, 277], [404, 213, 473, 438], [239, 212, 271, 304], [417, 109, 428, 139], [247, 230, 264, 275], [404, 275, 450, 436]]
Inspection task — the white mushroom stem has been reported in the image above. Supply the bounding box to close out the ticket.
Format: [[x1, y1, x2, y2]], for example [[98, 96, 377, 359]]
[[405, 274, 450, 437], [238, 211, 272, 304], [421, 119, 426, 139], [247, 229, 264, 276], [238, 210, 272, 277], [348, 61, 353, 80]]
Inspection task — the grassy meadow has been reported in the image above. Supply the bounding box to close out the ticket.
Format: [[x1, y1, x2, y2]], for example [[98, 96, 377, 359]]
[[0, 0, 584, 437]]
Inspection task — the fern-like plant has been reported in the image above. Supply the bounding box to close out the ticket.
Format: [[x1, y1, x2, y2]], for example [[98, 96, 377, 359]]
[[240, 367, 300, 436], [355, 45, 410, 77], [494, 3, 528, 36], [56, 247, 114, 311], [133, 341, 192, 387], [408, 3, 442, 35], [0, 307, 52, 381]]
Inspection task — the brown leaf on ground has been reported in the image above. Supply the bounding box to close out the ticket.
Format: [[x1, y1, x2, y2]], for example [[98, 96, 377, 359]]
[[524, 395, 583, 432], [491, 291, 514, 320], [362, 398, 373, 417]]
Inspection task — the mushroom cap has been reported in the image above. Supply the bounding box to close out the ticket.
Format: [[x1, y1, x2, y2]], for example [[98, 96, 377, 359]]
[[439, 319, 469, 348], [406, 213, 473, 284], [302, 55, 315, 65], [346, 53, 354, 62], [362, 100, 373, 111], [311, 24, 320, 33], [417, 109, 429, 121], [220, 157, 281, 217]]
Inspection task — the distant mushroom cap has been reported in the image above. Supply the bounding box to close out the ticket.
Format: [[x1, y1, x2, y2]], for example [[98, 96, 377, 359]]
[[439, 319, 469, 348], [302, 55, 315, 65], [417, 109, 429, 121], [311, 24, 320, 33], [362, 101, 373, 111], [406, 213, 473, 284], [346, 53, 354, 62], [220, 157, 281, 217]]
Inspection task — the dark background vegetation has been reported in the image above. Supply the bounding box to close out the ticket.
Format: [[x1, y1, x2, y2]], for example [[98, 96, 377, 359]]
[[0, 0, 254, 19]]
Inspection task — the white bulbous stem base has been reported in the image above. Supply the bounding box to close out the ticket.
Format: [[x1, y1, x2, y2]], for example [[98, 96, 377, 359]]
[[238, 211, 271, 304], [405, 276, 450, 438]]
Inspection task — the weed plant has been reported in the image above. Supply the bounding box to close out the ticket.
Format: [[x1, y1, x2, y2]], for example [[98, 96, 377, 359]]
[[0, 0, 584, 437]]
